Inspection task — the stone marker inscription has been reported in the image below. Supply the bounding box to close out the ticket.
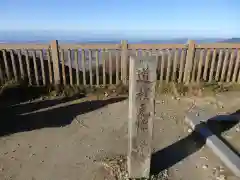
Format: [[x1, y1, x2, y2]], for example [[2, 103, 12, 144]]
[[128, 55, 157, 178]]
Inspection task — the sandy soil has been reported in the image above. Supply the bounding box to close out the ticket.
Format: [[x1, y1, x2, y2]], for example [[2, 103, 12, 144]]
[[0, 92, 239, 180]]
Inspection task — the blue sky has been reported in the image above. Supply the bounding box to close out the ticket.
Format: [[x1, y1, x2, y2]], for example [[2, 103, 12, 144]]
[[0, 0, 239, 38]]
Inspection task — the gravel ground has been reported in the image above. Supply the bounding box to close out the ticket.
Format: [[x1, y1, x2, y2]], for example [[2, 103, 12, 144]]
[[0, 93, 239, 180]]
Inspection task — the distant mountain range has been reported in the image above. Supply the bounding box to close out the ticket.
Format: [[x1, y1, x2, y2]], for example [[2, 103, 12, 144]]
[[220, 38, 240, 43], [135, 38, 240, 44]]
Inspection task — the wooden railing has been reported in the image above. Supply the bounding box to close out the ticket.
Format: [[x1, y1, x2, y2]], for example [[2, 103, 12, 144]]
[[0, 40, 240, 86]]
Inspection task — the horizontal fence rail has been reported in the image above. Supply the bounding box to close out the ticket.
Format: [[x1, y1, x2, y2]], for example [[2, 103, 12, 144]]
[[1, 40, 240, 87]]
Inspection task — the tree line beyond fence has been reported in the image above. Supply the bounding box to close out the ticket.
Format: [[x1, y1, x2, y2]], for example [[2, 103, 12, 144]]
[[1, 40, 240, 87]]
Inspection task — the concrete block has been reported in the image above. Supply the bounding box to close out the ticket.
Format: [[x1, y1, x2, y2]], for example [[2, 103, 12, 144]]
[[185, 108, 240, 177]]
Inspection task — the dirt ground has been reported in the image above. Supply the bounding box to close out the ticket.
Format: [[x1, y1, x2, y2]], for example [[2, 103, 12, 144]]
[[0, 92, 239, 180]]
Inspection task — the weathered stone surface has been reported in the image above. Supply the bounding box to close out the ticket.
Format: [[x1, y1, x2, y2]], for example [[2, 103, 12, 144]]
[[128, 55, 157, 178]]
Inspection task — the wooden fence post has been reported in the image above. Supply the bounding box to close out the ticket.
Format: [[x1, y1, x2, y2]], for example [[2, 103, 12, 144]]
[[184, 40, 195, 84], [121, 40, 128, 85], [51, 40, 61, 85], [128, 55, 157, 178]]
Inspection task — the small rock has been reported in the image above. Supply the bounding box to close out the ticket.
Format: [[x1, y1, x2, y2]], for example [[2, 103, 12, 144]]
[[104, 92, 109, 97], [200, 156, 208, 161], [29, 153, 36, 157], [202, 164, 208, 169], [97, 149, 104, 153], [187, 128, 193, 133], [236, 127, 240, 132], [86, 155, 91, 160], [216, 174, 226, 180], [219, 166, 224, 172], [213, 166, 225, 177]]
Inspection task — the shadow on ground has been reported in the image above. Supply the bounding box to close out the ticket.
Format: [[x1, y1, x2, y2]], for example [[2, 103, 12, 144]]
[[0, 96, 126, 137], [150, 110, 240, 175]]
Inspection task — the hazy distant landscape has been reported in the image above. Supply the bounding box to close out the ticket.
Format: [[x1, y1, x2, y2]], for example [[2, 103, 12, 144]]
[[1, 32, 240, 81], [1, 30, 240, 44], [1, 32, 240, 72]]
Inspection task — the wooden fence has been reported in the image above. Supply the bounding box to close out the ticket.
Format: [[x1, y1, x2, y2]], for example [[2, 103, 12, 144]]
[[1, 40, 240, 87]]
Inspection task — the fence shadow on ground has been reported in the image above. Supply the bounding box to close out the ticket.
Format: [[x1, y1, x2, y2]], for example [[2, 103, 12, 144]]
[[0, 79, 90, 108], [150, 110, 240, 175], [0, 96, 126, 137]]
